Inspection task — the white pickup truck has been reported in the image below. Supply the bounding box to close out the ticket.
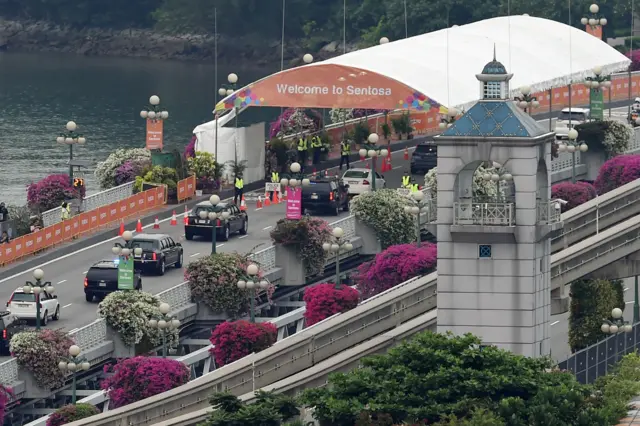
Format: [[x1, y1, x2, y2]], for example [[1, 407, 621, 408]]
[[555, 107, 590, 139]]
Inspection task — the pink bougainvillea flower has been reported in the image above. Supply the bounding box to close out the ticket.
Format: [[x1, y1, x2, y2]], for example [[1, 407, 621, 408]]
[[354, 243, 437, 300], [551, 181, 596, 213], [595, 155, 640, 195], [303, 283, 360, 326], [209, 320, 277, 367]]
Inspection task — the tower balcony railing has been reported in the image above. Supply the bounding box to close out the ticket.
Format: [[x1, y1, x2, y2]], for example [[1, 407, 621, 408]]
[[453, 201, 515, 226], [537, 199, 563, 225]]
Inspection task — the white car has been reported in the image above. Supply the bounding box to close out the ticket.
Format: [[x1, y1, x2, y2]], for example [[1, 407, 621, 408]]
[[7, 288, 60, 325], [555, 107, 590, 140], [341, 168, 386, 195]]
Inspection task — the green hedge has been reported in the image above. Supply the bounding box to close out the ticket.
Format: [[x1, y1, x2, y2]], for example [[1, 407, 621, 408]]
[[569, 279, 624, 352]]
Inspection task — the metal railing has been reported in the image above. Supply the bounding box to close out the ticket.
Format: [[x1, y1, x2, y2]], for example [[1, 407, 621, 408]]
[[69, 319, 107, 353], [551, 215, 640, 287], [453, 201, 515, 226], [156, 282, 193, 310], [557, 321, 640, 384], [537, 199, 563, 224], [42, 182, 135, 227]]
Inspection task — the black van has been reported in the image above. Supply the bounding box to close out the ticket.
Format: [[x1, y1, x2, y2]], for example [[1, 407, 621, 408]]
[[410, 143, 437, 174]]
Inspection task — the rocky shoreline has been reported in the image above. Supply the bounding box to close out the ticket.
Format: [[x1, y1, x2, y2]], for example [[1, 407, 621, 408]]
[[0, 19, 355, 66]]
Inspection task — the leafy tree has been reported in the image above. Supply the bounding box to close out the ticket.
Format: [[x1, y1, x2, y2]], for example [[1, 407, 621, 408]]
[[300, 331, 629, 426], [569, 279, 625, 352], [202, 391, 300, 426]]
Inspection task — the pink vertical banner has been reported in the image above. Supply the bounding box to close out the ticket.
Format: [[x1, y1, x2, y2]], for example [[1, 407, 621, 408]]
[[285, 187, 302, 219]]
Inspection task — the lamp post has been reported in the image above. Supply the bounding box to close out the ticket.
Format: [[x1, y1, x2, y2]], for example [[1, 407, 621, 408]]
[[322, 227, 353, 289], [56, 121, 87, 188], [581, 4, 608, 30], [438, 108, 459, 129], [198, 195, 230, 254], [403, 191, 430, 247], [58, 345, 90, 404], [303, 53, 314, 64], [585, 66, 611, 121], [112, 231, 142, 290], [514, 86, 540, 114], [358, 133, 388, 192], [112, 230, 143, 259], [557, 129, 587, 183], [379, 37, 390, 44], [280, 162, 311, 198], [480, 166, 513, 202], [139, 95, 169, 122], [22, 269, 55, 330], [147, 302, 181, 358], [237, 264, 270, 323], [220, 73, 239, 163], [601, 307, 633, 335]]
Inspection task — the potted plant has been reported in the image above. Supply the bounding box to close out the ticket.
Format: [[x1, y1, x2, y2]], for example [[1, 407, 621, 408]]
[[134, 166, 179, 202]]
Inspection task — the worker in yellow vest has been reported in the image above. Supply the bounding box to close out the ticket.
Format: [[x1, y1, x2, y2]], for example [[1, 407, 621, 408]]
[[270, 171, 279, 201], [311, 134, 323, 165], [297, 134, 308, 171], [60, 201, 71, 221], [339, 139, 351, 170], [234, 174, 244, 204], [401, 170, 412, 189], [411, 183, 420, 193]]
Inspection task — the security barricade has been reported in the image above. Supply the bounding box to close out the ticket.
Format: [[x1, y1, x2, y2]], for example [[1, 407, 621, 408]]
[[0, 186, 166, 266], [177, 175, 196, 202]]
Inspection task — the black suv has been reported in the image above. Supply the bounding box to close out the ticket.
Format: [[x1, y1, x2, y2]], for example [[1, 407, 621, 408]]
[[302, 179, 349, 216], [131, 233, 183, 275], [0, 312, 26, 355], [410, 143, 437, 174], [185, 201, 248, 241], [84, 260, 143, 302]]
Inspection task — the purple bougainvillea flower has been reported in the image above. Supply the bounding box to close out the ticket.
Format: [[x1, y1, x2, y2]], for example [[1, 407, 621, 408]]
[[551, 181, 596, 213]]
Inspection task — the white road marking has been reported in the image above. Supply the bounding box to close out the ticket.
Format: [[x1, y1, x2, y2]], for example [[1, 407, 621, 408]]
[[189, 253, 200, 258], [0, 188, 266, 284], [57, 280, 67, 285], [216, 244, 225, 248], [625, 287, 629, 292], [392, 166, 402, 170], [63, 304, 72, 309], [255, 208, 263, 211], [626, 300, 635, 304], [239, 235, 248, 239], [550, 320, 560, 326], [82, 271, 88, 274], [263, 226, 272, 230]]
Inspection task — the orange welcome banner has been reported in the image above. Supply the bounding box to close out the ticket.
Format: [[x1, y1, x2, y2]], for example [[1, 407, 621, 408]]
[[0, 188, 167, 267], [215, 64, 441, 112], [146, 119, 163, 150]]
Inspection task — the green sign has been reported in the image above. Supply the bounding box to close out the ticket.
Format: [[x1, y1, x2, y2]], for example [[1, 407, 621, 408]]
[[118, 256, 135, 290], [590, 88, 604, 120]]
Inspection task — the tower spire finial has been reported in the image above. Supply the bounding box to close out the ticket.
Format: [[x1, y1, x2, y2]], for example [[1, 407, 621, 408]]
[[493, 43, 496, 61]]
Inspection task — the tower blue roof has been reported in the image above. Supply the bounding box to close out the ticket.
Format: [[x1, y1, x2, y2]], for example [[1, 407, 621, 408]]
[[441, 101, 547, 138]]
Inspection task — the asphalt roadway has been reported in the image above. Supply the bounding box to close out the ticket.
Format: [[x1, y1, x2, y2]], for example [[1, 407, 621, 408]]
[[0, 148, 412, 354], [0, 102, 634, 363]]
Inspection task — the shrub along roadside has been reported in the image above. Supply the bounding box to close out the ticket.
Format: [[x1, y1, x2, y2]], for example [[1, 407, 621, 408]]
[[569, 279, 624, 352]]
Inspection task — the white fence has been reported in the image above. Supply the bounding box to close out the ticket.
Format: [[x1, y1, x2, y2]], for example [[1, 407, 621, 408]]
[[42, 182, 135, 227]]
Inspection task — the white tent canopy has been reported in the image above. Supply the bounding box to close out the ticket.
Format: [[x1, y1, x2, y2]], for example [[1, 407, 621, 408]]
[[218, 15, 629, 111]]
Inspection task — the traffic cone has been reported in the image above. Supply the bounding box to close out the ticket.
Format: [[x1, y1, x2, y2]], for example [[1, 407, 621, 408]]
[[273, 191, 280, 204], [135, 219, 142, 233], [257, 196, 263, 208], [404, 147, 409, 160], [153, 217, 160, 229], [183, 206, 189, 225], [387, 150, 393, 170], [118, 220, 125, 236], [170, 211, 178, 226], [264, 192, 271, 206], [240, 196, 247, 211]]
